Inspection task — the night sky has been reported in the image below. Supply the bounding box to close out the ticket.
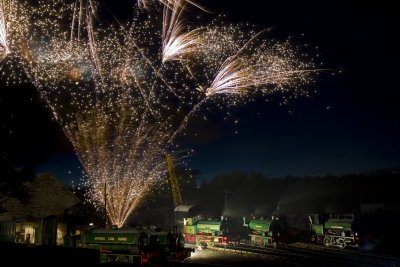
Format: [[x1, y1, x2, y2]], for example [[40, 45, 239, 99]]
[[1, 0, 398, 185], [187, 0, 400, 180]]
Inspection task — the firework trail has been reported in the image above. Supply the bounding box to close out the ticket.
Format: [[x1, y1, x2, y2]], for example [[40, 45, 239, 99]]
[[161, 1, 203, 63], [68, 105, 173, 227], [205, 37, 316, 97], [0, 0, 11, 62], [1, 0, 319, 226], [0, 0, 30, 76]]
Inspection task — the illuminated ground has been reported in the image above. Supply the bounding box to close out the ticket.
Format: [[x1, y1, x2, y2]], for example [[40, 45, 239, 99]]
[[184, 248, 299, 267], [175, 243, 400, 267]]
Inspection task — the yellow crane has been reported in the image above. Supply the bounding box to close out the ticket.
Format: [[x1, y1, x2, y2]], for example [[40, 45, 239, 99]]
[[166, 153, 182, 207]]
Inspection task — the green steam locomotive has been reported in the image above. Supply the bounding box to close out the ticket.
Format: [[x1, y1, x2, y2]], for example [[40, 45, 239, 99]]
[[66, 226, 192, 264], [310, 213, 360, 248]]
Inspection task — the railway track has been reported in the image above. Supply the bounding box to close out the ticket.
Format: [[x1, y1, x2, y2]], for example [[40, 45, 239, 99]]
[[203, 242, 400, 267], [289, 242, 400, 266], [211, 244, 353, 267], [286, 243, 399, 267]]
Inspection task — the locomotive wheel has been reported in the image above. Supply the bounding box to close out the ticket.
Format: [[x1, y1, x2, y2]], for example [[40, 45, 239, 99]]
[[338, 239, 347, 249], [323, 237, 332, 247]]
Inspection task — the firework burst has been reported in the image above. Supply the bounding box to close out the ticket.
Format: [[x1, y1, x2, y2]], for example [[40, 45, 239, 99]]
[[0, 0, 30, 81], [0, 1, 10, 62], [68, 105, 174, 227], [161, 1, 203, 63], [1, 0, 320, 226], [205, 36, 316, 97]]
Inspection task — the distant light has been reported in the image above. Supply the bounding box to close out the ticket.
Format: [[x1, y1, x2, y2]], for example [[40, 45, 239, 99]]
[[89, 223, 94, 226]]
